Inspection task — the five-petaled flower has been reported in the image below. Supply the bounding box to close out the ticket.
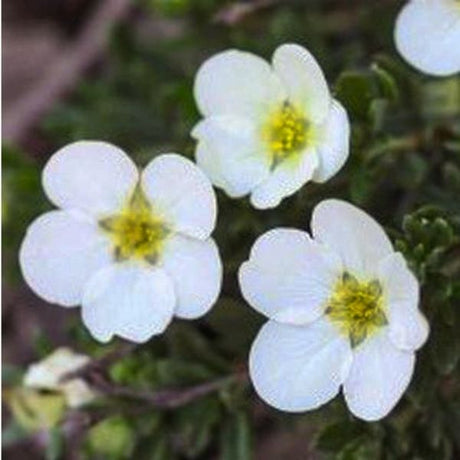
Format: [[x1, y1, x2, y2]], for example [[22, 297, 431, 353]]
[[192, 44, 350, 209], [395, 0, 460, 77], [239, 199, 429, 421], [20, 142, 222, 343]]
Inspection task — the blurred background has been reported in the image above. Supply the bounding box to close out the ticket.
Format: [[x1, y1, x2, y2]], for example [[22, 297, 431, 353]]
[[3, 0, 460, 459]]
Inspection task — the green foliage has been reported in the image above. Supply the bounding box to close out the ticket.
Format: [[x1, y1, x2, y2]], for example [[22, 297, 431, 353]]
[[3, 0, 460, 459], [88, 416, 135, 458]]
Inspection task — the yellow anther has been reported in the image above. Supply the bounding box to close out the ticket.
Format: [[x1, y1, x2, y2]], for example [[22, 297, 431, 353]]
[[99, 186, 168, 264], [262, 102, 309, 168], [326, 273, 387, 348]]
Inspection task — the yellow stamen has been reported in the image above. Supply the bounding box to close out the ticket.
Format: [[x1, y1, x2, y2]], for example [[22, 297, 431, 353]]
[[262, 101, 310, 168], [326, 272, 387, 348], [100, 186, 168, 263]]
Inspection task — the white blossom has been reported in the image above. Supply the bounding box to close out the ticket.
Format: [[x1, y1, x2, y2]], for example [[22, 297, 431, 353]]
[[395, 0, 460, 76], [20, 142, 222, 343], [192, 44, 350, 209], [239, 199, 429, 421]]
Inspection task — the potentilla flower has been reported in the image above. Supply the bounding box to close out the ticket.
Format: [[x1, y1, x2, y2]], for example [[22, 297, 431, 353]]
[[20, 142, 222, 343], [24, 348, 96, 408], [395, 0, 460, 76], [192, 44, 350, 209], [239, 199, 429, 421]]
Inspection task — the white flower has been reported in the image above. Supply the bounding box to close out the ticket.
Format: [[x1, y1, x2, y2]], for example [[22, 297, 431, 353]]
[[395, 0, 460, 77], [239, 199, 429, 421], [23, 348, 96, 408], [192, 44, 350, 209], [20, 142, 222, 343]]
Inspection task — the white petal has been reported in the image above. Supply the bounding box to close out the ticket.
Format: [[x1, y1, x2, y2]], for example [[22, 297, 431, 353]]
[[379, 253, 429, 351], [249, 318, 353, 412], [23, 348, 96, 408], [312, 99, 351, 183], [239, 228, 342, 324], [62, 380, 97, 408], [19, 211, 112, 307], [395, 0, 460, 77], [343, 331, 415, 421], [43, 141, 138, 217], [250, 149, 319, 209], [141, 154, 217, 240], [24, 348, 90, 390], [161, 235, 222, 319], [194, 49, 285, 118], [82, 263, 175, 343], [311, 200, 394, 277], [272, 44, 331, 123], [192, 116, 271, 198]]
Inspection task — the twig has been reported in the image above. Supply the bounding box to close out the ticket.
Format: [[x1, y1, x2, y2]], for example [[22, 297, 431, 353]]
[[3, 0, 132, 144], [62, 341, 137, 382], [213, 0, 280, 26], [62, 341, 248, 410], [89, 371, 248, 409]]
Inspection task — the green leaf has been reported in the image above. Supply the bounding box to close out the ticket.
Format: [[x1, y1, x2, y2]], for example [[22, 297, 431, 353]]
[[88, 416, 135, 458], [220, 411, 252, 460], [335, 71, 378, 120], [174, 396, 221, 457], [46, 427, 64, 460], [430, 320, 459, 375], [167, 324, 230, 373], [315, 421, 366, 453], [372, 63, 399, 102], [156, 358, 216, 386]]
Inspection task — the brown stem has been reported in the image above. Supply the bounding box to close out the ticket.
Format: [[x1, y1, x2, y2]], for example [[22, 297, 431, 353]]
[[89, 371, 248, 409], [62, 342, 248, 409], [3, 0, 132, 144], [61, 341, 137, 382]]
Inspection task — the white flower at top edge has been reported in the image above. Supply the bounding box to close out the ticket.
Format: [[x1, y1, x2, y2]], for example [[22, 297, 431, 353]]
[[23, 348, 96, 408], [191, 44, 351, 209], [395, 0, 460, 77], [20, 141, 222, 343], [239, 199, 429, 421]]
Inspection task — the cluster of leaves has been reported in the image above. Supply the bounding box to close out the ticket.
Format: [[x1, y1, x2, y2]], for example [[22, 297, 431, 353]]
[[3, 0, 460, 458]]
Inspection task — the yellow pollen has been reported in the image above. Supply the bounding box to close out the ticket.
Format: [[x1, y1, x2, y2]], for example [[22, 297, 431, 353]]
[[99, 186, 168, 263], [262, 102, 309, 168], [326, 272, 387, 348]]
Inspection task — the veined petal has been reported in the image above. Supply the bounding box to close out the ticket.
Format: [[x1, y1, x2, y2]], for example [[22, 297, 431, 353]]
[[194, 49, 285, 118], [250, 149, 319, 209], [272, 44, 331, 123], [239, 228, 342, 325], [311, 200, 394, 277], [395, 0, 460, 77], [379, 253, 429, 351], [343, 331, 415, 421], [312, 99, 350, 183], [82, 263, 175, 343], [249, 318, 353, 412], [19, 210, 112, 307], [43, 141, 138, 217], [141, 154, 216, 240], [192, 116, 271, 198], [161, 235, 222, 319]]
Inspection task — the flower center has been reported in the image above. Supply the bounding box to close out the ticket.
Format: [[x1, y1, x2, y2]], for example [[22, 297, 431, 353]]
[[99, 186, 168, 263], [326, 272, 387, 348], [262, 101, 309, 168]]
